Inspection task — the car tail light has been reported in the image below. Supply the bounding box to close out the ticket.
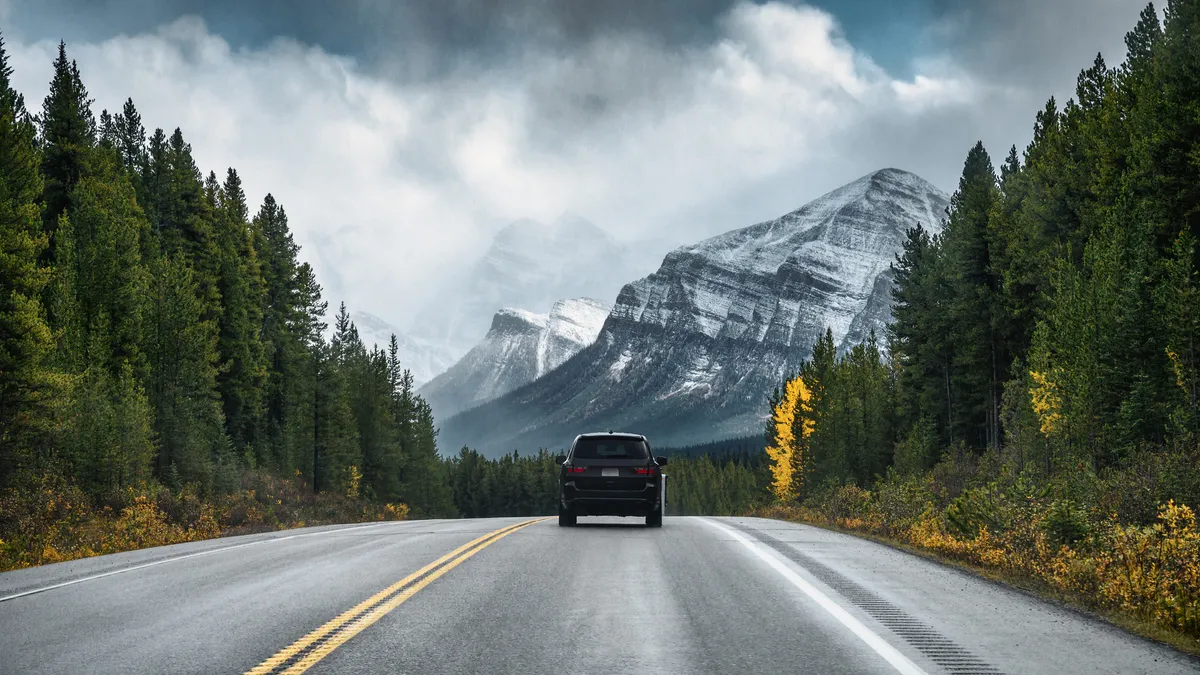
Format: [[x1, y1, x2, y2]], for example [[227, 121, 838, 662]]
[[567, 466, 587, 474], [634, 467, 657, 476]]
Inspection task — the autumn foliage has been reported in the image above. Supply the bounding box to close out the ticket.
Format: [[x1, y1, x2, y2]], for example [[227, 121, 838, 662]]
[[759, 449, 1200, 640], [0, 470, 407, 572], [765, 374, 813, 502]]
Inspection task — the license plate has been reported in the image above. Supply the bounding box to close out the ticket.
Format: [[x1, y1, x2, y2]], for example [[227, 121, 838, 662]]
[[602, 468, 619, 477]]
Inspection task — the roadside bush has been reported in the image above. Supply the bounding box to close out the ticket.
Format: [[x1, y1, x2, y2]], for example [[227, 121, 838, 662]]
[[945, 486, 1010, 539], [0, 469, 409, 572], [760, 469, 1200, 640], [1041, 499, 1090, 547], [873, 470, 935, 536], [1095, 447, 1200, 526]]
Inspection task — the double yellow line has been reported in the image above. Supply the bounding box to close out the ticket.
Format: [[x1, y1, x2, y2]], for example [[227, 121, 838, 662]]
[[245, 518, 549, 675]]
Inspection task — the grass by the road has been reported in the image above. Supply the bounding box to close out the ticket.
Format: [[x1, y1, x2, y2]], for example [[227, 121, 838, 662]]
[[758, 500, 1200, 657]]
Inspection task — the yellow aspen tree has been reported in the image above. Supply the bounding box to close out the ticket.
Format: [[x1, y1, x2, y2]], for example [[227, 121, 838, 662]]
[[1029, 369, 1064, 436], [765, 374, 814, 502]]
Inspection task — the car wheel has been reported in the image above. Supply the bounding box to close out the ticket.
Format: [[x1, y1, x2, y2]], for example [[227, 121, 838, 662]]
[[558, 504, 576, 527], [646, 508, 663, 528]]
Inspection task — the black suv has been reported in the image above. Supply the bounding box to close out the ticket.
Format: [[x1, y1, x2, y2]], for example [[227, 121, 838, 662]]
[[555, 432, 668, 527]]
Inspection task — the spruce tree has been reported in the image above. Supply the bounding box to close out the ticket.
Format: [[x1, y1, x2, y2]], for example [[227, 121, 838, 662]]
[[113, 98, 146, 177], [39, 42, 95, 261], [1140, 0, 1200, 266], [890, 224, 954, 447], [143, 128, 222, 318], [311, 304, 360, 495], [942, 142, 1001, 449], [402, 397, 454, 517], [254, 195, 303, 469], [68, 153, 150, 378], [0, 34, 55, 478], [143, 254, 229, 487], [213, 168, 268, 456]]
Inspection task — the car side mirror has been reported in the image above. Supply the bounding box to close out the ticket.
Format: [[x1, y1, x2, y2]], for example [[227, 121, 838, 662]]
[[655, 456, 668, 466], [555, 455, 567, 465]]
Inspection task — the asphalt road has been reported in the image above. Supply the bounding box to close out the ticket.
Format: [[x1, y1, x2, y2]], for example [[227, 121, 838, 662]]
[[1, 516, 1197, 675]]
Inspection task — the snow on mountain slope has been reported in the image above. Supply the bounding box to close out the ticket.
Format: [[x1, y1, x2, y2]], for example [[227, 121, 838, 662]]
[[351, 311, 457, 388], [439, 169, 949, 456], [418, 298, 610, 420], [409, 213, 645, 358], [613, 167, 946, 350]]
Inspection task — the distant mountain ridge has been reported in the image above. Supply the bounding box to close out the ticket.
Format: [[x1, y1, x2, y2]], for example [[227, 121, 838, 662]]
[[438, 169, 950, 455], [419, 298, 610, 420], [409, 213, 645, 358]]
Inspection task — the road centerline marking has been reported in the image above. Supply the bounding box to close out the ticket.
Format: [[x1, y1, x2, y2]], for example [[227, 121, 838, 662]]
[[701, 518, 929, 675], [246, 518, 549, 675]]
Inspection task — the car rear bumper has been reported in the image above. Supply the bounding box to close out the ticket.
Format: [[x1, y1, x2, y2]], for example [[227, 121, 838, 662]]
[[561, 484, 660, 516]]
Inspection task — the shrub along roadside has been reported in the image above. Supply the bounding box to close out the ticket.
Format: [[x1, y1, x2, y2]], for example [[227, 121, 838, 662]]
[[0, 469, 408, 572], [755, 455, 1200, 653]]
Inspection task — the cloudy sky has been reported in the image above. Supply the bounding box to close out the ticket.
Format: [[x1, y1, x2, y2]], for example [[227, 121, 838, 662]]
[[1, 0, 1148, 328]]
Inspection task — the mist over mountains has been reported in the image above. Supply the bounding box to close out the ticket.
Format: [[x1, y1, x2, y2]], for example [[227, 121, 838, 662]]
[[408, 213, 656, 358]]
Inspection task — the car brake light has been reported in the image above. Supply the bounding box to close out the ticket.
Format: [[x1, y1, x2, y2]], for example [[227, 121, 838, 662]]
[[634, 467, 657, 475], [567, 466, 587, 474]]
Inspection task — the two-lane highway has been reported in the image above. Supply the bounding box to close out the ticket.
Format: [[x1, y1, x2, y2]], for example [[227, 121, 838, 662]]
[[1, 516, 1197, 675]]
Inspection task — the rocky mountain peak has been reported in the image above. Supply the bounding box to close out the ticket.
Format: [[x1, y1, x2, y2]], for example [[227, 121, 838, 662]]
[[439, 168, 950, 455]]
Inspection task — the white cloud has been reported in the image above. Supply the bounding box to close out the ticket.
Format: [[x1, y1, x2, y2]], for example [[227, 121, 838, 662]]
[[6, 2, 995, 329]]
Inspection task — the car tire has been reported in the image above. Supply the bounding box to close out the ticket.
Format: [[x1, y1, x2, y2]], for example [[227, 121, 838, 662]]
[[646, 508, 663, 528], [558, 504, 576, 527]]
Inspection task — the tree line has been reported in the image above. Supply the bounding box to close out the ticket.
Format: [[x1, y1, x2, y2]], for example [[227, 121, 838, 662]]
[[764, 1, 1200, 524], [0, 37, 454, 519]]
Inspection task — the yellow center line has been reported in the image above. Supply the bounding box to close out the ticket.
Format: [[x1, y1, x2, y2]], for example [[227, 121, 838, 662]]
[[244, 518, 549, 675]]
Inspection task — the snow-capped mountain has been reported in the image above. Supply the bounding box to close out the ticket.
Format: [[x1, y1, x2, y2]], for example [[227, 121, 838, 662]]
[[351, 311, 457, 388], [438, 169, 949, 455], [409, 213, 648, 358], [419, 298, 610, 420]]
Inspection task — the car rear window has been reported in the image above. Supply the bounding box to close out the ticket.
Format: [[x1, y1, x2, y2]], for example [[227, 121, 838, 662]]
[[571, 437, 649, 460]]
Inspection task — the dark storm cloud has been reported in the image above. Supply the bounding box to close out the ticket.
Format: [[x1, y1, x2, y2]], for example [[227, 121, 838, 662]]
[[929, 0, 1148, 90], [9, 0, 1144, 84], [10, 0, 942, 77], [9, 0, 734, 76]]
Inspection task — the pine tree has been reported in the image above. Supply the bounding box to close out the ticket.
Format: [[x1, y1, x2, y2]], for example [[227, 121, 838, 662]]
[[312, 304, 360, 494], [401, 397, 454, 517], [1140, 0, 1200, 268], [113, 98, 146, 177], [68, 153, 149, 378], [276, 261, 325, 478], [64, 362, 155, 497], [143, 254, 229, 487], [803, 328, 843, 483], [145, 128, 222, 317], [991, 145, 1040, 360], [39, 42, 95, 261], [213, 168, 268, 456], [942, 142, 1001, 449], [889, 223, 960, 449], [0, 33, 56, 479], [252, 196, 293, 460], [140, 128, 169, 231], [1159, 232, 1200, 443], [58, 152, 159, 495], [47, 212, 82, 371]]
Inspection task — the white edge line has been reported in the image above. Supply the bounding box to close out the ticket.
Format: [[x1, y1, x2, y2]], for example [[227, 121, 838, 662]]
[[701, 518, 929, 675], [0, 521, 395, 603]]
